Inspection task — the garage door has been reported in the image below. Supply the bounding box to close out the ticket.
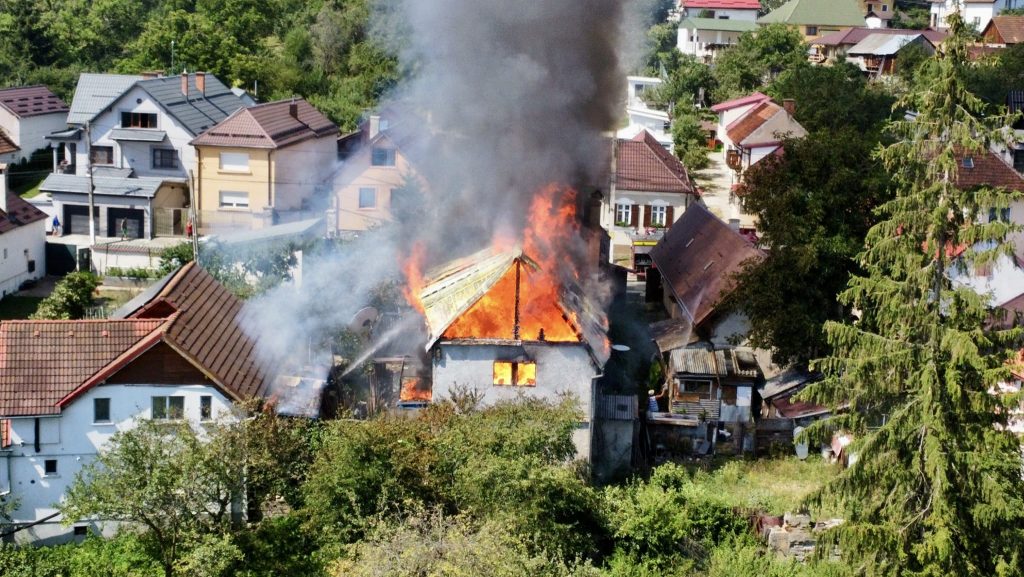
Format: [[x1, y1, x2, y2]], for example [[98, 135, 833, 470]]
[[64, 205, 98, 236], [107, 208, 145, 239]]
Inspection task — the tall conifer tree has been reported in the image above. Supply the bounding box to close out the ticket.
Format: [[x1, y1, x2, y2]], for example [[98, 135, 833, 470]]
[[804, 11, 1024, 576]]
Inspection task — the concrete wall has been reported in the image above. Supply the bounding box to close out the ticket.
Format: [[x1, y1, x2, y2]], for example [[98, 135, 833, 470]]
[[0, 383, 234, 544], [272, 135, 337, 211], [0, 109, 66, 164], [431, 343, 598, 460], [0, 219, 46, 298]]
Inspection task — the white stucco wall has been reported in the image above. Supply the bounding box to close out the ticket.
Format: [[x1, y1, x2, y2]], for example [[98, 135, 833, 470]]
[[626, 76, 662, 108], [0, 383, 234, 543], [75, 86, 196, 179], [431, 343, 598, 460], [0, 109, 66, 164], [717, 102, 761, 160], [681, 8, 758, 20], [930, 0, 1020, 30], [678, 26, 748, 60], [0, 219, 46, 298]]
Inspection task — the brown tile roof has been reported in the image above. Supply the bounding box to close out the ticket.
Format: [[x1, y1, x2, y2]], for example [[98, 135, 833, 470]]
[[0, 85, 69, 118], [0, 263, 270, 417], [955, 148, 1024, 192], [0, 129, 17, 155], [127, 262, 269, 399], [615, 130, 696, 195], [986, 15, 1024, 44], [726, 101, 778, 145], [0, 192, 48, 235], [0, 319, 166, 416], [191, 98, 338, 149], [649, 203, 763, 327]]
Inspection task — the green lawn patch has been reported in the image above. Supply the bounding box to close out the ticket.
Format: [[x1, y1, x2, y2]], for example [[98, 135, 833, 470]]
[[684, 456, 839, 515], [0, 296, 43, 319]]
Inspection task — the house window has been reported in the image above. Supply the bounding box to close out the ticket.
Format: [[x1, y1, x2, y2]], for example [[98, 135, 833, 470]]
[[988, 207, 1011, 222], [120, 112, 157, 129], [94, 398, 111, 423], [358, 187, 377, 209], [90, 145, 114, 165], [973, 17, 981, 30], [44, 459, 57, 476], [219, 152, 250, 172], [881, 4, 887, 11], [152, 148, 178, 170], [219, 191, 249, 209], [805, 26, 818, 36], [493, 361, 537, 386], [650, 205, 667, 227], [73, 526, 89, 536], [200, 396, 212, 421], [371, 147, 396, 166], [152, 396, 185, 420], [615, 203, 632, 225]]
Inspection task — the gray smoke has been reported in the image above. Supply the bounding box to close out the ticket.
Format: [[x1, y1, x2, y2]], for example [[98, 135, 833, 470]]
[[241, 0, 641, 377]]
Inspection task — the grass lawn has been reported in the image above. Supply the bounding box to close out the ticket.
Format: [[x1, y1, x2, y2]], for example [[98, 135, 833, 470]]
[[685, 456, 840, 515], [0, 296, 43, 319], [12, 171, 46, 199], [95, 287, 142, 312]]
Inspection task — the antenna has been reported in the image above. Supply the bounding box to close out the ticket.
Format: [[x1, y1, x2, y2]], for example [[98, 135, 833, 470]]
[[171, 40, 175, 75]]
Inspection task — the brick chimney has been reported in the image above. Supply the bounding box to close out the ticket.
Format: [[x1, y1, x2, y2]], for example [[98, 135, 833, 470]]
[[0, 163, 7, 215], [289, 97, 298, 119], [181, 73, 189, 98], [783, 98, 796, 116], [195, 71, 206, 95]]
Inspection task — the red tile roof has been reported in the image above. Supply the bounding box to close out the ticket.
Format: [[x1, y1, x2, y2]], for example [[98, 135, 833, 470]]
[[683, 0, 760, 8], [0, 263, 271, 417], [191, 98, 338, 149], [985, 15, 1024, 44], [0, 129, 17, 155], [0, 85, 69, 118], [726, 101, 779, 145], [0, 319, 167, 416], [0, 192, 48, 235], [649, 203, 763, 327], [615, 130, 696, 195], [955, 148, 1024, 192], [710, 91, 770, 113]]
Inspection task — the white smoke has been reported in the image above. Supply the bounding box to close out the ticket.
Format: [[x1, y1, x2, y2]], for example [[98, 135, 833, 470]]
[[241, 0, 650, 377]]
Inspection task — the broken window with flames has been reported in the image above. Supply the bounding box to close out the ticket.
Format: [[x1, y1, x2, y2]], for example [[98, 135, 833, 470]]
[[493, 360, 537, 387]]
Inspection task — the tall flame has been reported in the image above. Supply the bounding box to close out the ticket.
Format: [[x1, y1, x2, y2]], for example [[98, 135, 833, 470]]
[[402, 242, 427, 314]]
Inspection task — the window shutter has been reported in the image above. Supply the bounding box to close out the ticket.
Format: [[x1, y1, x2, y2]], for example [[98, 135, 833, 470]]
[[630, 205, 639, 226], [666, 205, 675, 225], [643, 205, 652, 227]]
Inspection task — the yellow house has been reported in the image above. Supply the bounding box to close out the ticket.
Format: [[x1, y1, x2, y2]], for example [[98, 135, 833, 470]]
[[190, 98, 338, 233], [332, 116, 421, 233]]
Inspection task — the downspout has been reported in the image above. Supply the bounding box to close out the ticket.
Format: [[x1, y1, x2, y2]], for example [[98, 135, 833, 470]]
[[33, 418, 40, 453], [267, 150, 274, 214]]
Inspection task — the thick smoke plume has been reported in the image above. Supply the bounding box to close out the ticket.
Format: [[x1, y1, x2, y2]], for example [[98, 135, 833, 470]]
[[241, 0, 634, 376]]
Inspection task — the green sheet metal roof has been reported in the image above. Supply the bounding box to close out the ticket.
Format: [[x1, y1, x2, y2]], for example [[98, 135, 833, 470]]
[[680, 17, 759, 33], [757, 0, 866, 27]]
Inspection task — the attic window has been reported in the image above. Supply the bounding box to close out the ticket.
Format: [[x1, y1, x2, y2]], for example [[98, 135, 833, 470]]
[[493, 361, 537, 387], [963, 157, 974, 169]]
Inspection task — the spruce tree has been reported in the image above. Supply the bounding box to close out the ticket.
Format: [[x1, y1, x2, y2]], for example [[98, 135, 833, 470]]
[[803, 12, 1024, 576]]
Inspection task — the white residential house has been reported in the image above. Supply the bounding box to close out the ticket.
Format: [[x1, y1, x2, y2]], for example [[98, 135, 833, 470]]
[[618, 77, 673, 150], [678, 17, 759, 61], [0, 165, 47, 298], [0, 263, 273, 543], [0, 86, 69, 165], [41, 73, 249, 239], [678, 0, 761, 21], [929, 0, 1024, 31], [712, 93, 806, 177]]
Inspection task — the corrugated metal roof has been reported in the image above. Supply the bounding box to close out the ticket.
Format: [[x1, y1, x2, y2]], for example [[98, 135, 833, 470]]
[[40, 173, 166, 198], [670, 346, 761, 379], [595, 394, 638, 420], [67, 74, 144, 125], [758, 367, 818, 399], [212, 217, 325, 246], [848, 33, 926, 56], [109, 128, 167, 142]]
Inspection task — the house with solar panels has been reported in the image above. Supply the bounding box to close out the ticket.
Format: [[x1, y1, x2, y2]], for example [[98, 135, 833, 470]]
[[42, 73, 249, 240]]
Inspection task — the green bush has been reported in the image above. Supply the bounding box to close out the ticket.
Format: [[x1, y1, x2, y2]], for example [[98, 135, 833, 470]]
[[106, 266, 159, 279], [30, 271, 100, 320]]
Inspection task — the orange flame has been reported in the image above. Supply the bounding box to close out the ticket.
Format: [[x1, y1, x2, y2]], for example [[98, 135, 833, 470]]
[[400, 377, 432, 402], [403, 242, 427, 313]]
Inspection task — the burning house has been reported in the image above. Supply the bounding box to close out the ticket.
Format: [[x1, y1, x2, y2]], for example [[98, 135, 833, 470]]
[[415, 245, 610, 460]]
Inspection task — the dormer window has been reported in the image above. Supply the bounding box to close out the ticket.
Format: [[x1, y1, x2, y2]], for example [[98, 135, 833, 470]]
[[371, 147, 397, 166], [963, 157, 974, 169], [121, 112, 157, 129]]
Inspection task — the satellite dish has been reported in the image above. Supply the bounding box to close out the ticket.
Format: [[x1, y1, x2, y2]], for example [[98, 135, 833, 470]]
[[349, 307, 380, 338]]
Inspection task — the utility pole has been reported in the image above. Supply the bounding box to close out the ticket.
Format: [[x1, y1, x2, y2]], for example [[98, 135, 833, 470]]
[[85, 122, 96, 248]]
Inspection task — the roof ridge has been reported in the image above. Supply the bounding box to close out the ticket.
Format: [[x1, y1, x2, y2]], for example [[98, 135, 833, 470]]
[[0, 318, 165, 325]]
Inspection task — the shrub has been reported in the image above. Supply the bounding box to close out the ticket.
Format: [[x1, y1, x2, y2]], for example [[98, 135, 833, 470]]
[[31, 271, 100, 319]]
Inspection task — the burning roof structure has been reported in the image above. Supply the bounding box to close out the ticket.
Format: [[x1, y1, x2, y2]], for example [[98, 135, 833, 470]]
[[418, 246, 610, 367]]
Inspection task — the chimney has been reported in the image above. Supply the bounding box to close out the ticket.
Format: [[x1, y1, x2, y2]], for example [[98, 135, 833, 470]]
[[181, 73, 189, 98], [783, 98, 795, 116], [195, 71, 206, 95], [368, 115, 380, 139], [289, 97, 298, 119], [0, 163, 7, 215], [141, 71, 158, 80]]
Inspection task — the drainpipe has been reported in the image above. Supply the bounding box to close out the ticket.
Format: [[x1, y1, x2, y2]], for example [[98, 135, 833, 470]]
[[267, 150, 274, 223]]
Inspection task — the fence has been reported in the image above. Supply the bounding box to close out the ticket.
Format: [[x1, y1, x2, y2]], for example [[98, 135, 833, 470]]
[[154, 208, 187, 237]]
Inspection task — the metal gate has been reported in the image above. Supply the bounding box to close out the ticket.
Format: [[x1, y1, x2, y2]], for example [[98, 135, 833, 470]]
[[45, 243, 77, 275]]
